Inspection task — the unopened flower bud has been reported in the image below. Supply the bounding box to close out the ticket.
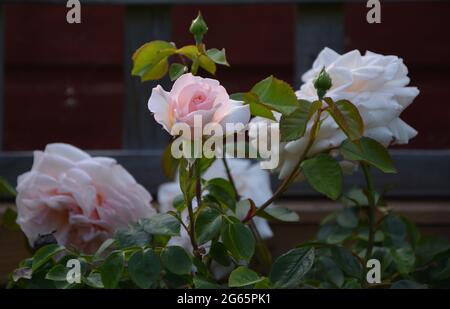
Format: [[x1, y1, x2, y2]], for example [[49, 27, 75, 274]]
[[314, 67, 332, 99], [189, 12, 208, 44]]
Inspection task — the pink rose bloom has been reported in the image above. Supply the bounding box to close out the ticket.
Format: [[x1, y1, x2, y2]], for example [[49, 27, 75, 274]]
[[148, 73, 250, 135], [16, 143, 155, 253]]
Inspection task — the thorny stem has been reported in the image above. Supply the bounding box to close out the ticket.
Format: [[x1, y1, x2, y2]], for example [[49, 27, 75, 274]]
[[245, 107, 323, 222], [249, 220, 272, 270], [222, 157, 240, 200], [186, 161, 200, 258], [186, 197, 199, 257]]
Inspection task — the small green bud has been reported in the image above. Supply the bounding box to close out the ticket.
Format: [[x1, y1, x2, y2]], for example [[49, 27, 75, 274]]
[[314, 67, 332, 99], [189, 12, 208, 44]]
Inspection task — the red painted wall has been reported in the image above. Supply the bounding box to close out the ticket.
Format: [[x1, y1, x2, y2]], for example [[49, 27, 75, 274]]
[[3, 3, 450, 150], [4, 5, 124, 151]]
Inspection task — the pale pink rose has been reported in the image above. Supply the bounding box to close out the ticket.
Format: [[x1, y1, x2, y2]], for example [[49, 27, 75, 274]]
[[16, 143, 155, 253], [148, 73, 250, 135]]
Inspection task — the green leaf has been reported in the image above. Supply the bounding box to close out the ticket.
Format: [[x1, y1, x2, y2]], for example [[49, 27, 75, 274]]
[[280, 100, 321, 142], [392, 247, 415, 275], [255, 277, 271, 289], [342, 278, 361, 289], [179, 158, 196, 203], [45, 264, 69, 281], [331, 246, 362, 278], [94, 238, 116, 259], [222, 221, 255, 261], [132, 40, 176, 82], [319, 256, 344, 288], [199, 54, 217, 75], [193, 276, 221, 289], [173, 194, 186, 213], [257, 207, 299, 222], [128, 249, 160, 289], [177, 45, 198, 59], [100, 251, 124, 289], [317, 222, 338, 242], [206, 178, 236, 199], [243, 92, 276, 120], [195, 207, 223, 245], [83, 272, 104, 288], [340, 137, 396, 173], [431, 258, 450, 280], [161, 246, 192, 275], [230, 92, 245, 101], [228, 266, 263, 287], [205, 178, 236, 211], [209, 242, 231, 266], [324, 98, 364, 141], [162, 142, 179, 180], [358, 228, 384, 243], [115, 222, 151, 248], [250, 76, 299, 116], [1, 207, 19, 231], [206, 48, 230, 66], [381, 214, 408, 248], [336, 207, 359, 229], [0, 177, 16, 197], [400, 216, 421, 250], [162, 271, 192, 289], [345, 188, 369, 206], [32, 244, 65, 272], [391, 280, 426, 289], [301, 154, 343, 200], [142, 213, 180, 236], [198, 157, 216, 174], [141, 58, 170, 81], [269, 247, 315, 288], [326, 226, 353, 244], [177, 45, 217, 74], [169, 63, 188, 81], [416, 236, 450, 265]]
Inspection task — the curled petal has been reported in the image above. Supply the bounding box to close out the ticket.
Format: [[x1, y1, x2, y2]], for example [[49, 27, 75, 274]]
[[148, 85, 172, 132]]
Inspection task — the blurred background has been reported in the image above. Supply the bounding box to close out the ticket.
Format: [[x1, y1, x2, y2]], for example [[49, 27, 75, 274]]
[[0, 0, 449, 283]]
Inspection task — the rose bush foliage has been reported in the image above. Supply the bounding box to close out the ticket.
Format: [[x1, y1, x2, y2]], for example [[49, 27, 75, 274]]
[[3, 12, 450, 289]]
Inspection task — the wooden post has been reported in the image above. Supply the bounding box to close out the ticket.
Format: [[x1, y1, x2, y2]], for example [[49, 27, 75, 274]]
[[123, 5, 171, 150], [294, 3, 344, 88]]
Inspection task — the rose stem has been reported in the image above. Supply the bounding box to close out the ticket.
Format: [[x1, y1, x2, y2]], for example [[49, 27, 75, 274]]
[[362, 162, 376, 263], [222, 157, 240, 200]]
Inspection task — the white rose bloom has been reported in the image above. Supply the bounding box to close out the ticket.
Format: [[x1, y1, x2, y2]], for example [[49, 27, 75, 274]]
[[157, 159, 275, 251], [273, 48, 419, 179]]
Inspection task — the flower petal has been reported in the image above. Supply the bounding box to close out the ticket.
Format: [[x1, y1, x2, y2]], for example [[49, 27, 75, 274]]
[[148, 85, 172, 132]]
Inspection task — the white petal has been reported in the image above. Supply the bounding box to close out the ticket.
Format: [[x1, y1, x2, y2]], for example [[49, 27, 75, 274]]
[[44, 143, 90, 162], [388, 118, 418, 144], [365, 126, 393, 147], [217, 101, 250, 130], [31, 151, 75, 179], [253, 217, 273, 239], [148, 85, 172, 132]]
